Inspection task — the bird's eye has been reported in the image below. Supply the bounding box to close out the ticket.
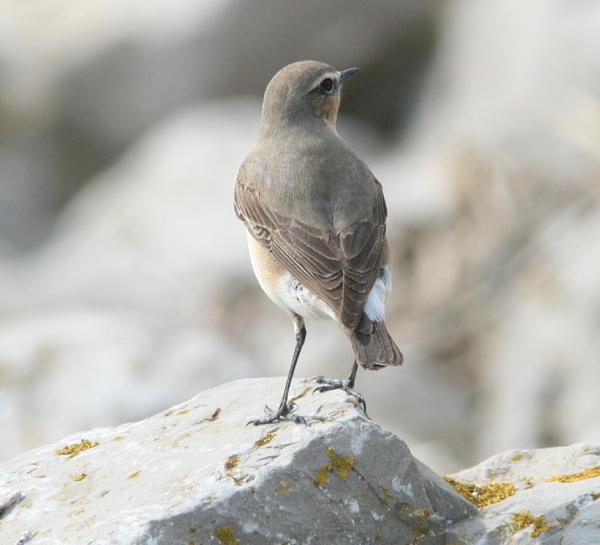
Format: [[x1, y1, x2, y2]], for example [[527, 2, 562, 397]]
[[320, 78, 334, 93]]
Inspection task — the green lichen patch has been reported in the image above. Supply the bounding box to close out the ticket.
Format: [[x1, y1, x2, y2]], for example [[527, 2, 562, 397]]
[[512, 511, 556, 537], [72, 473, 87, 481], [443, 476, 516, 508], [545, 466, 600, 483], [214, 526, 238, 545], [314, 447, 356, 487], [55, 439, 99, 458]]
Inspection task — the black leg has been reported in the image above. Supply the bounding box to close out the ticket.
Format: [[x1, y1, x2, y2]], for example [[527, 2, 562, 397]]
[[346, 360, 358, 389], [250, 315, 307, 425], [313, 360, 367, 413]]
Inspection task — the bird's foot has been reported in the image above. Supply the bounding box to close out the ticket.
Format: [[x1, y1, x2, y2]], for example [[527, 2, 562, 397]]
[[312, 376, 367, 413], [248, 402, 306, 426]]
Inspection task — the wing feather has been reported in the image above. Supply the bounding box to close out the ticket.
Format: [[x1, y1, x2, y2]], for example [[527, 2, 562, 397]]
[[234, 167, 386, 330]]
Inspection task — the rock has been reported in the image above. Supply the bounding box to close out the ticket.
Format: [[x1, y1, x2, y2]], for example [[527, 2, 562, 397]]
[[0, 378, 474, 545], [445, 443, 600, 544]]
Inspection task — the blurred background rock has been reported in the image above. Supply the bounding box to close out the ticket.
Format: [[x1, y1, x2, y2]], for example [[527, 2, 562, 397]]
[[0, 0, 599, 472]]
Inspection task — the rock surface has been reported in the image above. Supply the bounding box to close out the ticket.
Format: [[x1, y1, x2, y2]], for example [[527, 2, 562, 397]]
[[0, 378, 474, 545], [2, 378, 600, 544], [446, 443, 600, 544]]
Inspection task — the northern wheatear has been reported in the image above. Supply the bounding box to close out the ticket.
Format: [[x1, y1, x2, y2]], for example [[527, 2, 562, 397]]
[[235, 60, 402, 425]]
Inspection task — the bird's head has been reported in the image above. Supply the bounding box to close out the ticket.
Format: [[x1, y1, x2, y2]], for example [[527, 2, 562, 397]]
[[261, 60, 359, 133]]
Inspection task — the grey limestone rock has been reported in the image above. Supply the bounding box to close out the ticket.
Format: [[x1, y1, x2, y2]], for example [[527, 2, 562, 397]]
[[0, 377, 473, 545], [446, 443, 600, 544]]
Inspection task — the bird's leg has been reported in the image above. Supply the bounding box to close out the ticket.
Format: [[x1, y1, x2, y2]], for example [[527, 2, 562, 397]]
[[250, 315, 307, 425], [313, 360, 367, 413]]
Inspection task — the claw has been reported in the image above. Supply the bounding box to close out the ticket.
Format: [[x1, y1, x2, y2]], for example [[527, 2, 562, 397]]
[[291, 414, 307, 426], [248, 402, 308, 426], [311, 377, 368, 415]]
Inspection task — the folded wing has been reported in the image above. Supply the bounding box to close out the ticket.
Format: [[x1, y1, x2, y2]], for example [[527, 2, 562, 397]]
[[234, 164, 387, 330]]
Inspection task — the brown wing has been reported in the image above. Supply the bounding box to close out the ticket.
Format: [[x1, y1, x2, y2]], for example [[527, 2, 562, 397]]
[[234, 168, 387, 330]]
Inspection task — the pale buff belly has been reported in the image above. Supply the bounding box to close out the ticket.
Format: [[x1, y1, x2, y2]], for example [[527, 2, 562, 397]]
[[246, 233, 391, 322], [246, 233, 335, 320]]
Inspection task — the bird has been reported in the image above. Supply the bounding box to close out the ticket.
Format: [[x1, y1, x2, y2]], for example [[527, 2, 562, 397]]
[[234, 60, 403, 425]]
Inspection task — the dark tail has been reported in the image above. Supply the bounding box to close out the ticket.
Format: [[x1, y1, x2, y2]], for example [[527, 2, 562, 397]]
[[350, 316, 403, 370]]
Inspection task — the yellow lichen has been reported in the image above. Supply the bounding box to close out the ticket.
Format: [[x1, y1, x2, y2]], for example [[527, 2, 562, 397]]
[[127, 470, 141, 480], [512, 511, 555, 537], [531, 520, 555, 538], [176, 409, 190, 416], [410, 525, 428, 545], [73, 473, 87, 481], [545, 466, 600, 483], [214, 526, 238, 545], [55, 439, 98, 458], [224, 455, 240, 472], [112, 436, 126, 442], [189, 528, 197, 534], [289, 386, 311, 404], [327, 447, 355, 477], [314, 448, 356, 486], [415, 508, 432, 519], [443, 476, 516, 508], [511, 452, 524, 462], [224, 454, 253, 485], [512, 511, 534, 532], [314, 465, 330, 486], [254, 431, 277, 448]]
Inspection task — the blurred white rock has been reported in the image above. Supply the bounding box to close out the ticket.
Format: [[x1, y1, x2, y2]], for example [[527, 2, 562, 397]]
[[415, 0, 600, 178], [478, 208, 600, 459], [0, 101, 264, 461]]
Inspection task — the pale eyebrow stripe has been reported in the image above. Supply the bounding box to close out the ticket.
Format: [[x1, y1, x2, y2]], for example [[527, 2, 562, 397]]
[[310, 72, 339, 89]]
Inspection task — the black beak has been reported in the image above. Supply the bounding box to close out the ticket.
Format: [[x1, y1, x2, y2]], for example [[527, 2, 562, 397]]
[[339, 67, 360, 82]]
